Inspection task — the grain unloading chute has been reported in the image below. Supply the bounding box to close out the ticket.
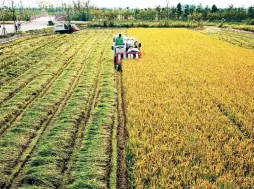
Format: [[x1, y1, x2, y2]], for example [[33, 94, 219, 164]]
[[112, 34, 142, 71]]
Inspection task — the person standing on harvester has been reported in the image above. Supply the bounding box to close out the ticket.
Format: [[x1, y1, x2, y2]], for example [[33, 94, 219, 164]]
[[116, 34, 124, 45]]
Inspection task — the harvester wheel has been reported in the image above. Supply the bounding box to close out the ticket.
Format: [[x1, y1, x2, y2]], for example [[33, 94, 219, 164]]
[[116, 64, 122, 72], [117, 64, 123, 72]]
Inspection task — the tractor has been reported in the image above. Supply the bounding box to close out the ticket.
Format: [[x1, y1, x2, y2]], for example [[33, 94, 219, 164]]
[[112, 35, 141, 72]]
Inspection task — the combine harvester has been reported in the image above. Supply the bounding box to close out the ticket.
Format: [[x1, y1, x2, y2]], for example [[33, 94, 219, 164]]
[[54, 14, 80, 33], [112, 34, 142, 71]]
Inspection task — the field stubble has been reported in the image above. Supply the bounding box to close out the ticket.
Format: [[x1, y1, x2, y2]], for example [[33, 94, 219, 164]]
[[0, 29, 128, 189]]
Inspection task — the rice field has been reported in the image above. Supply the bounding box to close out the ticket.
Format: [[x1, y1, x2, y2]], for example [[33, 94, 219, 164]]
[[0, 28, 253, 189], [123, 28, 254, 188]]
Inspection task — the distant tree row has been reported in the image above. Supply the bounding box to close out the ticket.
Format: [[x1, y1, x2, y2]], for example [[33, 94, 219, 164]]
[[1, 1, 254, 24], [69, 2, 254, 23], [97, 3, 254, 23], [0, 0, 41, 22]]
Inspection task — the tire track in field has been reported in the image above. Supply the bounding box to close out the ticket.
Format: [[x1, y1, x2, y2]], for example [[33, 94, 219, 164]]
[[116, 72, 128, 189], [109, 91, 118, 189], [4, 35, 102, 189], [0, 34, 77, 105], [0, 35, 67, 87], [61, 35, 109, 188], [0, 33, 92, 137], [0, 34, 59, 70], [217, 104, 251, 139]]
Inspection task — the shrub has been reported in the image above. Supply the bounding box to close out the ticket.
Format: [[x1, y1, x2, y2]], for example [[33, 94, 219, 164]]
[[248, 19, 254, 25]]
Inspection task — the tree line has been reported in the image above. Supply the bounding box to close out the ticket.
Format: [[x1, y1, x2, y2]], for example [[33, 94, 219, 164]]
[[1, 1, 254, 24], [51, 2, 254, 24], [93, 4, 254, 23]]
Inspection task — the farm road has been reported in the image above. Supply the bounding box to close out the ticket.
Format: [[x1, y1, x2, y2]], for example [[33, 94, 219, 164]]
[[1, 16, 54, 34]]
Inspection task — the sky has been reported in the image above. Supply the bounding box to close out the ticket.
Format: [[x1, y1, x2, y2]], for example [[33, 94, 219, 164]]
[[2, 0, 254, 8]]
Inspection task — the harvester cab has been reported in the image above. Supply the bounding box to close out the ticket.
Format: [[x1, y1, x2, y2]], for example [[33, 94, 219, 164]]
[[112, 34, 142, 72]]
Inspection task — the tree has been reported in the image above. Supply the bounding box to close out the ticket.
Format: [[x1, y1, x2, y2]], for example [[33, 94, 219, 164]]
[[123, 8, 134, 20], [248, 6, 254, 19], [91, 9, 103, 20], [189, 5, 195, 14], [85, 0, 91, 21], [62, 2, 72, 23], [73, 0, 86, 21], [18, 0, 24, 20], [176, 3, 182, 19], [134, 8, 140, 19], [183, 5, 189, 20], [188, 12, 202, 22], [211, 4, 218, 13], [203, 5, 210, 20], [8, 0, 16, 21], [166, 0, 169, 19], [156, 6, 161, 21], [105, 9, 118, 20], [196, 3, 202, 13]]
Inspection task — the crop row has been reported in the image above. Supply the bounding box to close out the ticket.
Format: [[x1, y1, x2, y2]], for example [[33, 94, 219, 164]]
[[0, 34, 75, 104], [0, 35, 68, 87], [10, 30, 123, 189], [13, 32, 109, 189], [124, 28, 253, 188], [68, 34, 118, 189], [204, 29, 254, 49], [0, 31, 91, 135], [0, 31, 98, 188], [173, 33, 254, 139], [0, 34, 60, 69], [0, 34, 51, 61]]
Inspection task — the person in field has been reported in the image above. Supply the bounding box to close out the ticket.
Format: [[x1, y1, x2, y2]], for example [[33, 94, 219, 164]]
[[18, 20, 21, 30], [116, 34, 124, 45], [14, 21, 18, 33]]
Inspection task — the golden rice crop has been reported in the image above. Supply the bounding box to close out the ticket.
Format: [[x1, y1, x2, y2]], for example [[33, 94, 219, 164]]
[[123, 28, 254, 188]]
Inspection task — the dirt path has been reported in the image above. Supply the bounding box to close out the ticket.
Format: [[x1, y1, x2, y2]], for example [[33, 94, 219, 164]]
[[116, 72, 128, 189]]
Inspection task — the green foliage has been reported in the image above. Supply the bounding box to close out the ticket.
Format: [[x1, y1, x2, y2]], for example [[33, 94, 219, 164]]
[[248, 19, 254, 25], [176, 3, 183, 19], [248, 6, 254, 19], [88, 20, 199, 28], [211, 5, 218, 13]]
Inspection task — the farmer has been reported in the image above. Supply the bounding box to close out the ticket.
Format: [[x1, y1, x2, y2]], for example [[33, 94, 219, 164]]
[[14, 21, 18, 33], [18, 20, 21, 30], [116, 34, 124, 45]]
